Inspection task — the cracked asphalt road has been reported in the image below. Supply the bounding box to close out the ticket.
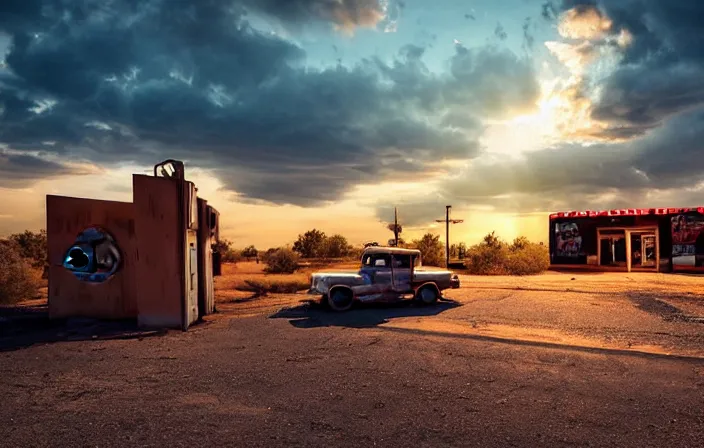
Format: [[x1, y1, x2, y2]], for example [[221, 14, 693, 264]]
[[1, 272, 704, 447]]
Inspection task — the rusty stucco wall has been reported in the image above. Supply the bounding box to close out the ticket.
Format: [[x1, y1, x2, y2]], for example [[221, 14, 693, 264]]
[[46, 195, 138, 319], [132, 174, 184, 329]]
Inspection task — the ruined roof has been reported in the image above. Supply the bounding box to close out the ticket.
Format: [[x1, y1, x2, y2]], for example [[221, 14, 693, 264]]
[[362, 246, 421, 256]]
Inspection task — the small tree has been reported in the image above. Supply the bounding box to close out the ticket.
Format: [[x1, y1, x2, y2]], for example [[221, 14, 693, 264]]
[[292, 229, 327, 258], [241, 245, 258, 260], [413, 233, 445, 267], [323, 234, 349, 258], [213, 238, 240, 263], [264, 247, 300, 274]]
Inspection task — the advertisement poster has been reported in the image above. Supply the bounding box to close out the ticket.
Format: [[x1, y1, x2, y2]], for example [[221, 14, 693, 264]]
[[554, 222, 584, 258], [671, 214, 704, 268]]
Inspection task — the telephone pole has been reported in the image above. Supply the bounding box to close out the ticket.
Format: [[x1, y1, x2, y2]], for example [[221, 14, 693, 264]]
[[386, 207, 402, 247], [394, 207, 399, 247], [435, 205, 464, 267]]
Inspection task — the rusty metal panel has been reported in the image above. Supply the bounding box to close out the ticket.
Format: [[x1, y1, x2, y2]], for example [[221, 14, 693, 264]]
[[46, 195, 138, 319], [196, 198, 215, 316], [132, 174, 183, 329]]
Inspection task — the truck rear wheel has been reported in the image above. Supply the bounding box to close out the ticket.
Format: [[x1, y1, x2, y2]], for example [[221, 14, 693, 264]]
[[327, 288, 354, 312], [415, 285, 439, 305]]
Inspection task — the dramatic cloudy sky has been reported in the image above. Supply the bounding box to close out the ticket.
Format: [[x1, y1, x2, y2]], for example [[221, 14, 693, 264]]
[[1, 0, 704, 248]]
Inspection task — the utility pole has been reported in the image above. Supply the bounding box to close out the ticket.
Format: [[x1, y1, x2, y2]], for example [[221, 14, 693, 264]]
[[386, 207, 402, 247], [436, 205, 464, 267], [394, 207, 399, 247]]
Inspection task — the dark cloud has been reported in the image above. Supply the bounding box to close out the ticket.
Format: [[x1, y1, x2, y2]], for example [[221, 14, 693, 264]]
[[522, 17, 535, 52], [540, 1, 559, 21], [0, 0, 539, 206], [554, 1, 704, 132], [494, 23, 508, 41], [0, 151, 93, 188], [242, 0, 386, 30]]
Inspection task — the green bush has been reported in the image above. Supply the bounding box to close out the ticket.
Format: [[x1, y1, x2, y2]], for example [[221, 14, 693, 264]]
[[0, 239, 41, 304], [263, 247, 300, 274], [464, 233, 549, 276]]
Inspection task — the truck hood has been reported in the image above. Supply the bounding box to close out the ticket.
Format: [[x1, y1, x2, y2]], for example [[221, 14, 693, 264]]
[[309, 271, 365, 292]]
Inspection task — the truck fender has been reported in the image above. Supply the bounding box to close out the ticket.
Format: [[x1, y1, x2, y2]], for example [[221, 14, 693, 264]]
[[329, 285, 355, 298]]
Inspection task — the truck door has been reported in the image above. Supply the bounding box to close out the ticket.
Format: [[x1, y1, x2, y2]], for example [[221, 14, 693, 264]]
[[392, 254, 413, 293]]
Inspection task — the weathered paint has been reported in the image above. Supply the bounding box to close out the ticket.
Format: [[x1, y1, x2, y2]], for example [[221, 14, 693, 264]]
[[132, 174, 184, 329], [196, 199, 216, 316], [46, 195, 138, 319]]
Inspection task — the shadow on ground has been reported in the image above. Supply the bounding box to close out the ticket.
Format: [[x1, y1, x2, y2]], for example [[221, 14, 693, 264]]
[[626, 292, 704, 323], [0, 304, 166, 352], [269, 298, 463, 329]]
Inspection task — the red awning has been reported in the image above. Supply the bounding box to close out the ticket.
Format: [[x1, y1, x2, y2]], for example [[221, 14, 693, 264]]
[[548, 207, 704, 220]]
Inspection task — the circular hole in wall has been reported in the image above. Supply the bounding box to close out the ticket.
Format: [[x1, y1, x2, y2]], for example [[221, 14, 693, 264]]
[[62, 227, 122, 283]]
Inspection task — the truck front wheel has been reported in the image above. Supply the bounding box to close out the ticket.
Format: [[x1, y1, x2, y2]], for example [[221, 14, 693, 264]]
[[327, 288, 354, 312]]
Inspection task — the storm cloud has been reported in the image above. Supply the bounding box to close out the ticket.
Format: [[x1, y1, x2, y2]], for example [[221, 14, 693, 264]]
[[372, 0, 704, 225], [555, 0, 704, 131], [0, 0, 539, 206]]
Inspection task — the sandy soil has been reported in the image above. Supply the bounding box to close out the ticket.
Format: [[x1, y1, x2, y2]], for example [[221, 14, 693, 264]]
[[1, 266, 704, 447]]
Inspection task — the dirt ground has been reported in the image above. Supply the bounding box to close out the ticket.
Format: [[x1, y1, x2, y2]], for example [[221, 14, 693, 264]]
[[1, 266, 704, 447]]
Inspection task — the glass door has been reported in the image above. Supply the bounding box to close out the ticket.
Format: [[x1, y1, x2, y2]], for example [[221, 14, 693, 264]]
[[642, 235, 657, 268], [628, 231, 658, 271], [598, 230, 627, 267]]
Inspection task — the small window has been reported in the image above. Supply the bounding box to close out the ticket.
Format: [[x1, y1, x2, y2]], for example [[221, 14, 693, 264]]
[[363, 254, 391, 268]]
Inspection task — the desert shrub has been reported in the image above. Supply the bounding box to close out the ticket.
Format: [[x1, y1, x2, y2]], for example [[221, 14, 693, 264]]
[[464, 238, 509, 275], [263, 247, 300, 274], [413, 233, 445, 267], [505, 242, 550, 275], [241, 245, 258, 260], [237, 279, 309, 296], [346, 247, 364, 260], [322, 234, 350, 258], [213, 239, 241, 263], [464, 233, 549, 275], [8, 229, 48, 278], [0, 239, 41, 304]]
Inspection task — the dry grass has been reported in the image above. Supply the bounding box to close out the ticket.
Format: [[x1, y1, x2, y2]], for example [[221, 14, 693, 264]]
[[214, 260, 358, 302]]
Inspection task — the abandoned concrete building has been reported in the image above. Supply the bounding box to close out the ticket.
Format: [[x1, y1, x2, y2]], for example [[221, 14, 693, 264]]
[[46, 160, 221, 330]]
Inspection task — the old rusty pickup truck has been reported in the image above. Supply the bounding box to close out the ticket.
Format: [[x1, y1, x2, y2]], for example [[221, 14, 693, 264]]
[[307, 246, 460, 311]]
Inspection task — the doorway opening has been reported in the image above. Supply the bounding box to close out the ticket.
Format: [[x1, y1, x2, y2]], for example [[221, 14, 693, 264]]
[[598, 227, 659, 272]]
